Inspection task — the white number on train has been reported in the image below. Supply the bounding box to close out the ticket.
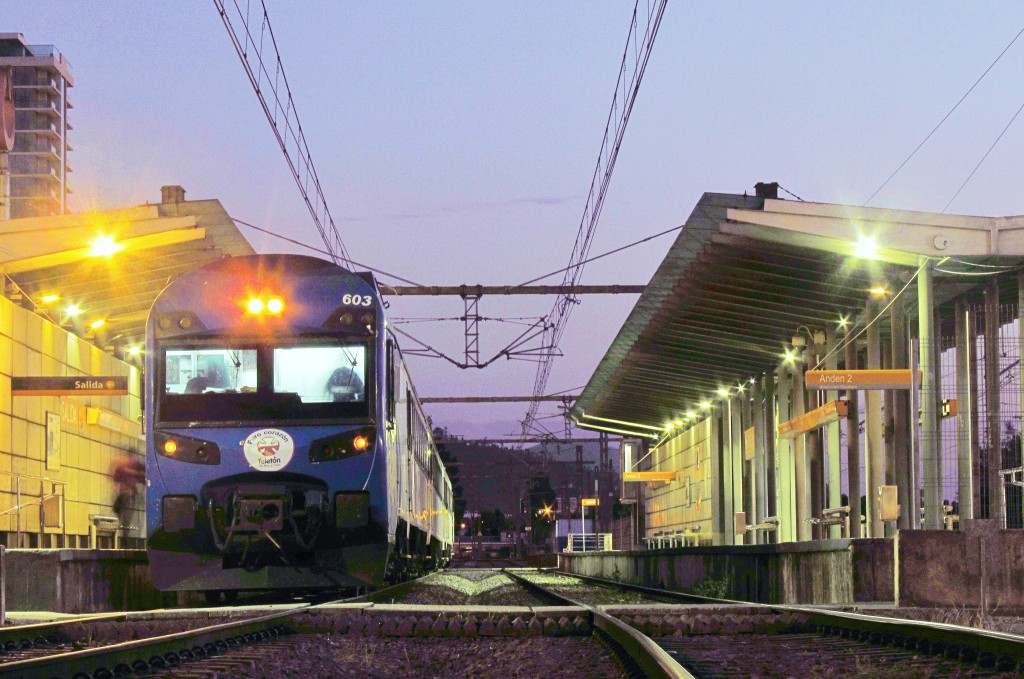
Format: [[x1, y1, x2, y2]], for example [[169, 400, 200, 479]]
[[342, 294, 373, 306]]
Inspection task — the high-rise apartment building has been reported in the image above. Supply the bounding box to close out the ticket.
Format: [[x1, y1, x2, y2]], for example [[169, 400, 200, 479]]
[[0, 33, 73, 220]]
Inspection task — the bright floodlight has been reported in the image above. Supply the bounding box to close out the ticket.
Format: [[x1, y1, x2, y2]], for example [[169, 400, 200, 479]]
[[855, 236, 878, 260], [90, 236, 123, 257]]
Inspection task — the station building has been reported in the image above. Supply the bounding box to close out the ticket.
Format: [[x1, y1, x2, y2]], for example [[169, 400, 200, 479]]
[[0, 186, 252, 548], [574, 183, 1024, 554]]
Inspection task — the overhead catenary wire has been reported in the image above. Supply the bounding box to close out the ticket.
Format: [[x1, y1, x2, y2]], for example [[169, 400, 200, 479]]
[[229, 215, 425, 287], [862, 24, 1024, 207], [942, 97, 1024, 213]]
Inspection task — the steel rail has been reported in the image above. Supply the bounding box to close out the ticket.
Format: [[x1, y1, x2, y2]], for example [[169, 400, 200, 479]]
[[559, 569, 1024, 671], [502, 569, 693, 679], [775, 604, 1024, 668]]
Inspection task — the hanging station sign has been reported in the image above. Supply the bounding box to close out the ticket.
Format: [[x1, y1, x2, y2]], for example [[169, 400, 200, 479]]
[[777, 400, 848, 439], [805, 369, 919, 390], [12, 376, 129, 396]]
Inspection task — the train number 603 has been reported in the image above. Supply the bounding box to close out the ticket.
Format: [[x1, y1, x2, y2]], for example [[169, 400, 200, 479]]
[[342, 294, 373, 306]]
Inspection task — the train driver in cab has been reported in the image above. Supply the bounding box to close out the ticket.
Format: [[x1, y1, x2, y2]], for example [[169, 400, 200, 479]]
[[326, 365, 364, 402]]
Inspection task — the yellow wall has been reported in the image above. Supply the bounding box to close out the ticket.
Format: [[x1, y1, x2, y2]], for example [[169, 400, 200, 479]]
[[645, 418, 713, 543], [0, 295, 142, 545]]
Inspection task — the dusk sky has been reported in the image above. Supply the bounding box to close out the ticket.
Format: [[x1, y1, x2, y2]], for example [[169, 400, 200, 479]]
[[5, 2, 1024, 443]]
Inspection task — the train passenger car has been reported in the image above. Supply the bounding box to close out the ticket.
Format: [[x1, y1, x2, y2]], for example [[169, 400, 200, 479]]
[[145, 254, 452, 601]]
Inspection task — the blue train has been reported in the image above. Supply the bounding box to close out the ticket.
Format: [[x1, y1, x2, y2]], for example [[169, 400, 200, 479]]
[[145, 254, 453, 602]]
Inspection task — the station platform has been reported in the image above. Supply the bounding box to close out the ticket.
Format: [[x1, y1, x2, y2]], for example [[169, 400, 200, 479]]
[[2, 548, 168, 614]]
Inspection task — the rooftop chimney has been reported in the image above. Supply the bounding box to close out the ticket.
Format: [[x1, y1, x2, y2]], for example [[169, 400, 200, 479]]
[[754, 182, 779, 199], [160, 185, 186, 204]]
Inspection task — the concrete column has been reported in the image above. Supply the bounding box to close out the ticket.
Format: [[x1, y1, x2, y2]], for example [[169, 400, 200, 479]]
[[955, 299, 974, 521], [845, 326, 862, 537], [920, 258, 942, 529], [984, 280, 1003, 524], [741, 387, 755, 545], [865, 297, 885, 537], [764, 372, 778, 543], [775, 366, 795, 542], [969, 305, 983, 520], [753, 379, 769, 543], [792, 355, 811, 541], [730, 396, 744, 545], [824, 329, 843, 538], [710, 405, 724, 544], [891, 294, 911, 530]]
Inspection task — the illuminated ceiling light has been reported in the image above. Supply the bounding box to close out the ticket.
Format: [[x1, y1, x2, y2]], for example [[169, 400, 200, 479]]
[[784, 349, 796, 363], [699, 401, 712, 410], [65, 304, 81, 317], [90, 236, 123, 257], [736, 383, 745, 392], [854, 235, 879, 260], [717, 388, 730, 397], [41, 294, 60, 304], [869, 286, 889, 297], [127, 346, 142, 355], [247, 298, 264, 314], [89, 319, 105, 330], [267, 298, 284, 314], [665, 422, 675, 431], [674, 419, 683, 426], [838, 315, 849, 329], [686, 411, 697, 418]]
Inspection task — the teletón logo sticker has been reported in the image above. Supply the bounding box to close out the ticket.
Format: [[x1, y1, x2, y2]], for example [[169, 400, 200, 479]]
[[243, 428, 294, 471]]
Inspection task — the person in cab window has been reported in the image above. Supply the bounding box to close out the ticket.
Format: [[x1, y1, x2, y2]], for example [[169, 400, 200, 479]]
[[185, 361, 224, 394], [326, 365, 364, 402]]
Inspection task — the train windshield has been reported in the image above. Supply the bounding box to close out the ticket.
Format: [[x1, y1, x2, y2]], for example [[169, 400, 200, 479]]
[[158, 340, 370, 424]]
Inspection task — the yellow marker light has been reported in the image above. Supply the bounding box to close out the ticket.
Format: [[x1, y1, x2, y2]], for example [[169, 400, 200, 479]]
[[247, 298, 264, 314], [163, 440, 178, 455], [42, 294, 59, 304], [90, 319, 106, 330], [267, 298, 284, 314], [353, 435, 370, 451], [90, 236, 123, 257]]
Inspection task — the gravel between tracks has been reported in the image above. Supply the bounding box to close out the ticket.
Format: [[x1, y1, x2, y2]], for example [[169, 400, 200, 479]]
[[516, 572, 666, 605], [155, 634, 627, 678], [392, 571, 550, 606]]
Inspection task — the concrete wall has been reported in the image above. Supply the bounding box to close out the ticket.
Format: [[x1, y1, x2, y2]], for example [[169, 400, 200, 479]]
[[3, 549, 165, 613], [895, 520, 1024, 611], [0, 295, 143, 546], [560, 538, 893, 605]]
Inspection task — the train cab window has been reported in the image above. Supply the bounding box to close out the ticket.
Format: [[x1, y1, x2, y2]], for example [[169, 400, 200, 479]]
[[164, 349, 257, 394], [274, 345, 367, 403], [158, 341, 371, 424]]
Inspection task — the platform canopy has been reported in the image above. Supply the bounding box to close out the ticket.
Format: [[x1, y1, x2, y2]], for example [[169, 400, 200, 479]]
[[571, 189, 1024, 435], [0, 196, 255, 352]]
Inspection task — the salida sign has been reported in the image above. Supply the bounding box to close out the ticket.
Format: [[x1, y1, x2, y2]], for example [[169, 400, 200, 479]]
[[12, 376, 129, 396]]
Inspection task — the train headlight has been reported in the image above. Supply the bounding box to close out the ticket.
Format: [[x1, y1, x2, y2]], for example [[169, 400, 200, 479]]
[[247, 298, 264, 314], [309, 428, 375, 463], [267, 298, 284, 314], [155, 432, 221, 465]]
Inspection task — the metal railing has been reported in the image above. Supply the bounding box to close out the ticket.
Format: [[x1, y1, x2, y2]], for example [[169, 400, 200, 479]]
[[0, 469, 66, 548]]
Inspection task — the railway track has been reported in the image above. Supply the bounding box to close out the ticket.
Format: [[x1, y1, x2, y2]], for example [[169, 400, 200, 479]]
[[11, 568, 1023, 677], [512, 569, 1024, 677]]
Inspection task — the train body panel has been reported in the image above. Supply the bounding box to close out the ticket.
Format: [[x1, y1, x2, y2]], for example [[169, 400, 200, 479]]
[[145, 254, 451, 593]]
